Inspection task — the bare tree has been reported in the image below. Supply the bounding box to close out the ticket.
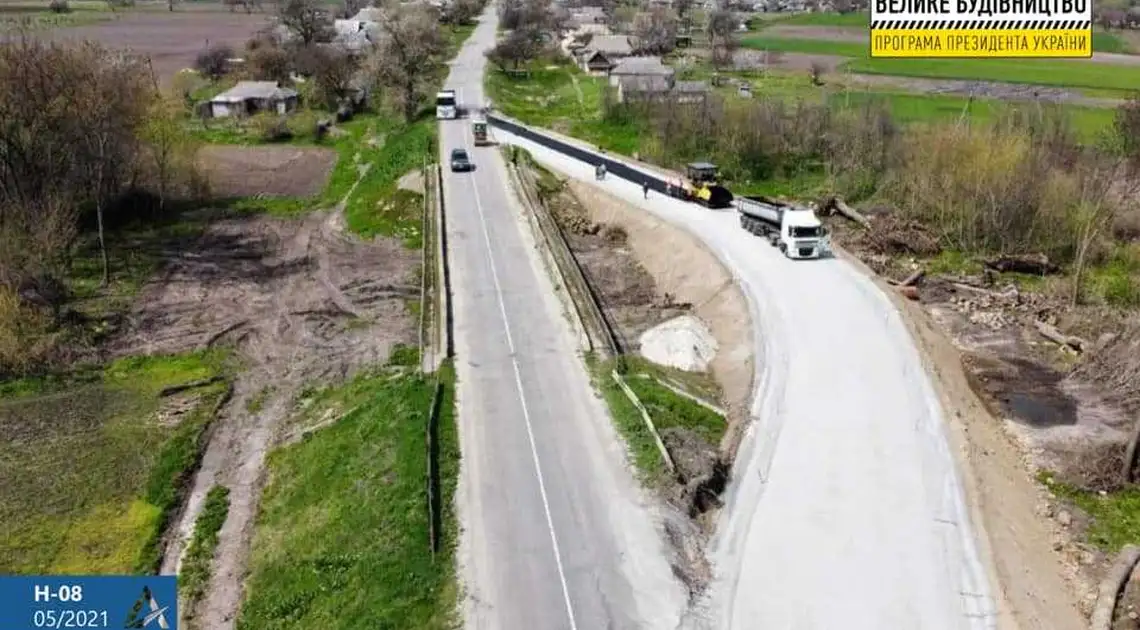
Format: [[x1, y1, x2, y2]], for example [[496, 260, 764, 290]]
[[141, 95, 199, 213], [370, 4, 445, 122], [339, 0, 367, 19], [486, 26, 544, 70], [632, 6, 678, 55], [499, 0, 555, 31], [247, 41, 293, 83], [707, 9, 739, 70], [279, 0, 335, 45], [442, 0, 483, 25], [298, 45, 360, 109], [195, 44, 233, 80]]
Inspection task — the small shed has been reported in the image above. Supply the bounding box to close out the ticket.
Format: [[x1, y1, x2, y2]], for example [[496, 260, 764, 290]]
[[210, 81, 299, 118]]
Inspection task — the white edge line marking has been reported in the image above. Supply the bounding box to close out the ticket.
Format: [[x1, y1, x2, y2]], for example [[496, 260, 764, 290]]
[[457, 121, 580, 630]]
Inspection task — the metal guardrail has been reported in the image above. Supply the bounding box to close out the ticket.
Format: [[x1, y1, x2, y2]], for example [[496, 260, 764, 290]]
[[508, 152, 620, 359]]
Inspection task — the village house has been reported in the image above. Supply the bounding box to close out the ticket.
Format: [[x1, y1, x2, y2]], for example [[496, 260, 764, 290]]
[[209, 81, 299, 118], [607, 56, 674, 87], [574, 34, 632, 74]]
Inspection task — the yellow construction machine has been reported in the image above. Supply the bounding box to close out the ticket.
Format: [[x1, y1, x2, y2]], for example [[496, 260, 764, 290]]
[[668, 162, 734, 209]]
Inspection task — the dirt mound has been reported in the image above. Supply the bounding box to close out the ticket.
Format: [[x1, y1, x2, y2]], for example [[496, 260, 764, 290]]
[[1073, 316, 1140, 414]]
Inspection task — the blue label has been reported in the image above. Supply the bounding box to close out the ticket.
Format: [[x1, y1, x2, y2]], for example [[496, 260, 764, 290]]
[[0, 576, 178, 629]]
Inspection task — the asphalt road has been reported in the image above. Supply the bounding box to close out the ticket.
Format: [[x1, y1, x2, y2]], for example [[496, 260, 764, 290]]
[[498, 128, 1000, 630], [439, 11, 686, 630]]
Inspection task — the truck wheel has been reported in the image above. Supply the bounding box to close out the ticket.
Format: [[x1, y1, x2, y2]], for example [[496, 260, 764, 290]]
[[778, 242, 787, 255]]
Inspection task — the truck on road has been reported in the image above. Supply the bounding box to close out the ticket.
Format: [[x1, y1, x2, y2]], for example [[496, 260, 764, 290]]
[[472, 117, 489, 145], [436, 89, 458, 119], [736, 195, 829, 259]]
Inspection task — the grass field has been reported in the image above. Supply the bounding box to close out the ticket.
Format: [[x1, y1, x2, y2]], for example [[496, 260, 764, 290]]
[[485, 62, 647, 154], [236, 353, 459, 629], [0, 350, 230, 574], [742, 32, 1140, 95], [487, 60, 1116, 149]]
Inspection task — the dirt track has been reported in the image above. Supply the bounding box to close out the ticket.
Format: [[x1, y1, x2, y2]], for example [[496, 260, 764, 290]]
[[120, 204, 417, 627]]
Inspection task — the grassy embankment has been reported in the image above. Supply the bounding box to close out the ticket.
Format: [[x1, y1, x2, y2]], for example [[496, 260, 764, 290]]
[[587, 354, 726, 483], [236, 352, 460, 629], [0, 350, 231, 574]]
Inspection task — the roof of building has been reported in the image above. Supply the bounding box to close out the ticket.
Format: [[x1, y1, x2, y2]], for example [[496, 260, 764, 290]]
[[212, 81, 298, 103], [585, 34, 632, 55], [610, 56, 674, 76]]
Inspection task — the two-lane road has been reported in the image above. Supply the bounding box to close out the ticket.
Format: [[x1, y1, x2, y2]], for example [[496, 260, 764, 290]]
[[440, 11, 686, 630]]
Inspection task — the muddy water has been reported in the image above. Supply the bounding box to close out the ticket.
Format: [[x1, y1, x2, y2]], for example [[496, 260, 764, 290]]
[[966, 354, 1078, 428]]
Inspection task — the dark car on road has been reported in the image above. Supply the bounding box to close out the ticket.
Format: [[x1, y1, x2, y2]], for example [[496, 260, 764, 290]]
[[450, 148, 473, 172]]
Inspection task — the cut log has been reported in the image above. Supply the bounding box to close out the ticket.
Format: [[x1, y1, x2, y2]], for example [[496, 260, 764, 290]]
[[820, 196, 871, 229], [1034, 320, 1086, 353], [1090, 544, 1140, 630], [984, 253, 1060, 275], [900, 268, 925, 287]]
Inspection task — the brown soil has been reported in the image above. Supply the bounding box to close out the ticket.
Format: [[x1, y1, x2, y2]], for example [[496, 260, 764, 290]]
[[564, 180, 755, 453], [199, 145, 338, 199], [543, 183, 689, 347], [127, 205, 417, 628], [27, 9, 268, 84], [765, 25, 866, 42]]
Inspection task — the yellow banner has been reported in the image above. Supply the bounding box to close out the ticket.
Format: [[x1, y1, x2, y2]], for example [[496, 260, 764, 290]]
[[869, 29, 1091, 57]]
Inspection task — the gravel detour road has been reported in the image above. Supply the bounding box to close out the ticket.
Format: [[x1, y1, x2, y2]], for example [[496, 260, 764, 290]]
[[498, 129, 1004, 630], [445, 10, 686, 630]]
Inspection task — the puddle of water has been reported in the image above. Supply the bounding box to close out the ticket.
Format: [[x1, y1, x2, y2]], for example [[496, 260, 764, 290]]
[[1002, 391, 1076, 428]]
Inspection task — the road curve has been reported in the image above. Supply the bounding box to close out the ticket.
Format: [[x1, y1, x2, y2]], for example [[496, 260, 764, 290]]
[[497, 127, 1000, 630], [440, 11, 686, 630]]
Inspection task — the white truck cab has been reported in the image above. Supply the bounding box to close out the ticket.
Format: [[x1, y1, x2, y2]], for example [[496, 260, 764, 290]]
[[736, 195, 830, 259]]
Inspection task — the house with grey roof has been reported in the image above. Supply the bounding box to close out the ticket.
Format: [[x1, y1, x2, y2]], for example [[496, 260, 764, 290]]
[[209, 81, 299, 118], [607, 56, 674, 86], [574, 34, 632, 74]]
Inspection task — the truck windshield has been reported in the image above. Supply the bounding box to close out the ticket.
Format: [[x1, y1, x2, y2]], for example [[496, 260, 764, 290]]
[[791, 226, 821, 238], [436, 95, 456, 107]]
